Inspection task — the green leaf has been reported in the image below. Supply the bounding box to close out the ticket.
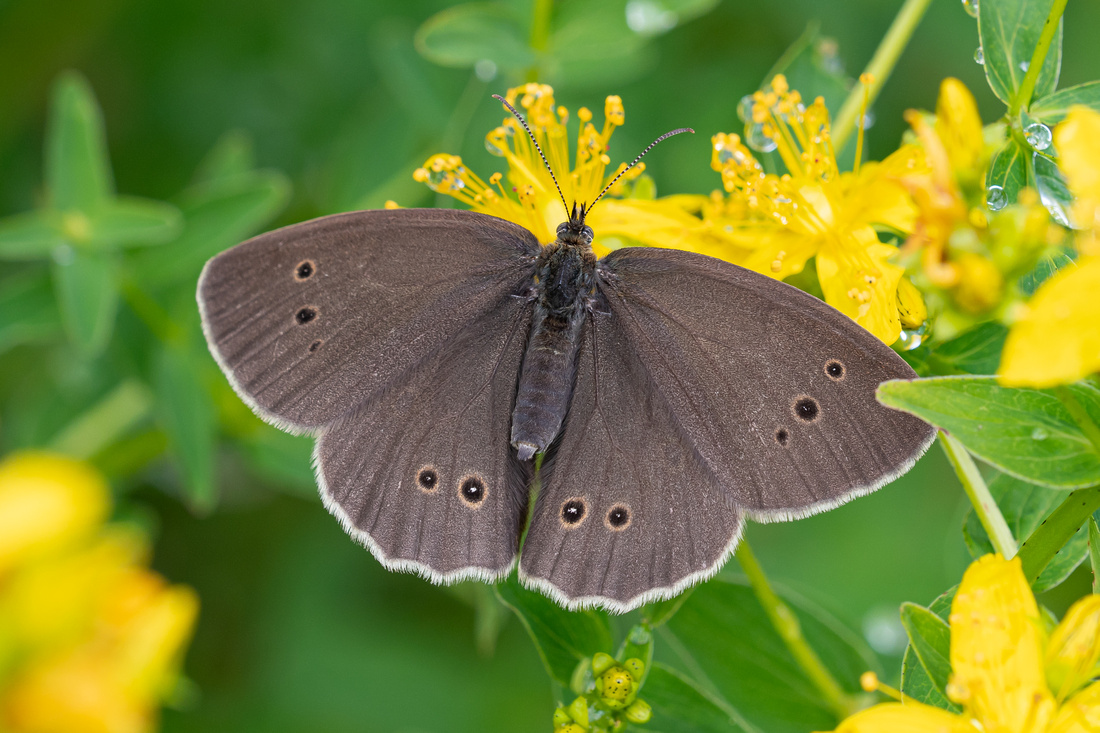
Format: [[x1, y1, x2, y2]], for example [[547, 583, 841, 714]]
[[154, 345, 218, 512], [193, 130, 257, 186], [641, 588, 694, 630], [663, 578, 877, 733], [46, 71, 114, 212], [415, 3, 534, 72], [131, 172, 289, 290], [1030, 152, 1073, 227], [925, 322, 1008, 375], [986, 138, 1028, 205], [495, 576, 613, 687], [963, 471, 1090, 591], [89, 197, 182, 249], [239, 427, 316, 497], [1019, 247, 1075, 296], [51, 249, 119, 357], [1030, 80, 1100, 123], [765, 23, 850, 121], [644, 664, 756, 733], [0, 211, 63, 261], [0, 269, 62, 354], [978, 0, 1062, 105], [877, 376, 1100, 489], [900, 646, 958, 711], [899, 603, 952, 697], [1090, 517, 1100, 594], [544, 1, 650, 87]]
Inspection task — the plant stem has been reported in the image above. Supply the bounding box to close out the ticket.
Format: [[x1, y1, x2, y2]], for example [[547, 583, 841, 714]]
[[940, 431, 1018, 557], [833, 0, 933, 152], [1019, 484, 1100, 583], [526, 0, 553, 82], [48, 379, 155, 460], [736, 538, 853, 718], [1009, 0, 1069, 119]]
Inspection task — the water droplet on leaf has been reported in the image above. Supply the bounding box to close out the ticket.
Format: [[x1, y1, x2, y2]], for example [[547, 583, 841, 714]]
[[985, 184, 1007, 211], [896, 323, 928, 350], [974, 46, 984, 65], [1031, 427, 1049, 440], [961, 0, 979, 17], [1024, 122, 1052, 151]]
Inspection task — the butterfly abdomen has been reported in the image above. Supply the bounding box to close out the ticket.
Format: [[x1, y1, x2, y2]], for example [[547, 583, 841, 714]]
[[511, 243, 594, 462]]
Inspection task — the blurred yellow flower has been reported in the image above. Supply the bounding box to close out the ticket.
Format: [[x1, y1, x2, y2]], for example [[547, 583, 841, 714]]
[[695, 74, 924, 344], [999, 106, 1100, 387], [414, 83, 711, 257], [0, 452, 198, 733], [821, 554, 1100, 733]]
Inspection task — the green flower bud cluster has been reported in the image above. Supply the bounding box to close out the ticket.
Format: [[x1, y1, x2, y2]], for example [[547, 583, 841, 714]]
[[553, 651, 652, 732]]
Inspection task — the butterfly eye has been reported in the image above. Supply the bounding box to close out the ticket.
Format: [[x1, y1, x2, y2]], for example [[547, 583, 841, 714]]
[[605, 504, 631, 531], [824, 360, 845, 380], [458, 475, 487, 507], [417, 467, 439, 493], [775, 428, 790, 446], [560, 498, 587, 528], [296, 307, 318, 325], [295, 260, 315, 280], [792, 396, 820, 423]]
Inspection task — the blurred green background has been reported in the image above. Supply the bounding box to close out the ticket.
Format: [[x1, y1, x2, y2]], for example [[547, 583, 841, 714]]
[[2, 0, 1099, 730]]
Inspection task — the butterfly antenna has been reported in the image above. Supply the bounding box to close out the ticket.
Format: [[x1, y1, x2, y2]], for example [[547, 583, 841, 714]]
[[492, 94, 570, 219], [589, 127, 694, 210]]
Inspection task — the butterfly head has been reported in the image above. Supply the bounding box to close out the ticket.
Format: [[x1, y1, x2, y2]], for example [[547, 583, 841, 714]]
[[556, 202, 594, 247]]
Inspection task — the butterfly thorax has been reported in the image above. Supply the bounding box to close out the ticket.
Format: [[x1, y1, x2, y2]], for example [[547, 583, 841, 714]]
[[510, 218, 598, 462]]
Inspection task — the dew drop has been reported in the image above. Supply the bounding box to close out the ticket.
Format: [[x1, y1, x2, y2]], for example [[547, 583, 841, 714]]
[[1031, 427, 1049, 440], [1024, 122, 1052, 151], [427, 168, 445, 186], [474, 58, 497, 82], [896, 322, 929, 351], [974, 46, 984, 65], [859, 109, 876, 130], [736, 94, 755, 124], [985, 184, 1007, 211], [485, 138, 506, 156], [961, 0, 978, 17], [449, 178, 466, 191], [625, 0, 676, 35], [1019, 60, 1030, 73], [745, 122, 777, 153]]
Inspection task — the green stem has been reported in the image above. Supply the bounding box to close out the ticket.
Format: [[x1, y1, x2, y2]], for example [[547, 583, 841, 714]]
[[1055, 386, 1100, 455], [1008, 0, 1069, 119], [48, 379, 155, 459], [736, 538, 852, 718], [526, 0, 553, 82], [940, 431, 1018, 558], [832, 0, 933, 152], [1019, 484, 1100, 584]]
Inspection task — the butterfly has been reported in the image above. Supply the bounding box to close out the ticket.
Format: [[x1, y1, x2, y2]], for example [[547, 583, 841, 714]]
[[197, 96, 934, 613]]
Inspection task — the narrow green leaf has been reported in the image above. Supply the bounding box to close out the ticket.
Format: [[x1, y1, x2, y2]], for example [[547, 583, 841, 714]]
[[1019, 485, 1100, 583], [963, 471, 1090, 591], [899, 603, 952, 696], [1030, 80, 1100, 123], [877, 376, 1100, 489], [415, 3, 534, 72], [193, 130, 257, 186], [641, 588, 694, 630], [48, 380, 155, 459], [978, 0, 1062, 105], [1030, 152, 1073, 227], [51, 248, 119, 357], [495, 576, 613, 687], [644, 664, 756, 733], [0, 211, 64, 261], [89, 197, 182, 249], [0, 269, 62, 354], [900, 646, 959, 711], [46, 71, 114, 212], [764, 23, 850, 123], [926, 322, 1008, 375], [1089, 517, 1100, 594], [986, 138, 1028, 205], [154, 345, 218, 512]]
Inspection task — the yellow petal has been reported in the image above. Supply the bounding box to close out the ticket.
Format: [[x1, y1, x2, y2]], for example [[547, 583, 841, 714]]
[[817, 235, 904, 344], [820, 701, 972, 733], [1054, 106, 1100, 234], [0, 452, 110, 575], [1046, 595, 1100, 700], [949, 554, 1054, 732], [1048, 681, 1100, 733], [935, 78, 984, 177], [843, 146, 924, 235], [998, 257, 1100, 387], [588, 199, 725, 259], [896, 277, 928, 330]]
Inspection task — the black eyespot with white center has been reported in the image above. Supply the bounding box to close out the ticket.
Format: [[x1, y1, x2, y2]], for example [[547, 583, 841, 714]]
[[296, 307, 317, 325], [417, 467, 439, 493], [459, 475, 486, 507], [775, 428, 790, 446], [561, 498, 587, 528], [295, 260, 315, 280], [792, 396, 820, 423], [605, 503, 631, 531], [825, 360, 845, 381]]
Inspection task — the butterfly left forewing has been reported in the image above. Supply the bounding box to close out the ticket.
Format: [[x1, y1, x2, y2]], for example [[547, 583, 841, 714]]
[[519, 315, 743, 611], [316, 291, 533, 581]]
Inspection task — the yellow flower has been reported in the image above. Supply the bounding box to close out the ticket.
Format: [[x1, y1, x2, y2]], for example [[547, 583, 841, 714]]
[[697, 75, 925, 344], [821, 554, 1100, 733], [0, 452, 199, 733], [999, 106, 1100, 387], [414, 83, 712, 257]]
